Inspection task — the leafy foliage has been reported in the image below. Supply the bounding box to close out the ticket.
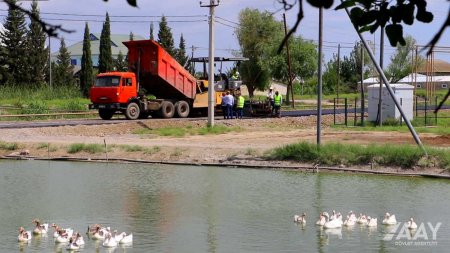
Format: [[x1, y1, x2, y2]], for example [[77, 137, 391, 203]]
[[0, 0, 29, 85], [386, 35, 423, 83], [175, 33, 188, 66], [80, 23, 94, 97], [53, 38, 75, 88], [114, 51, 128, 71], [98, 12, 113, 73], [27, 0, 47, 86], [157, 15, 176, 57], [236, 8, 284, 97]]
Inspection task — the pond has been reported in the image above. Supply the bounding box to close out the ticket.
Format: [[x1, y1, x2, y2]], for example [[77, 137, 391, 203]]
[[1, 160, 449, 252]]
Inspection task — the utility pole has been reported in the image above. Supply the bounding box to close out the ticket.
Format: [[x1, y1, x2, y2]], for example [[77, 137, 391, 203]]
[[377, 25, 385, 126], [360, 42, 365, 126], [283, 13, 295, 108], [48, 36, 52, 89], [337, 44, 340, 100], [317, 7, 323, 146], [200, 0, 219, 127]]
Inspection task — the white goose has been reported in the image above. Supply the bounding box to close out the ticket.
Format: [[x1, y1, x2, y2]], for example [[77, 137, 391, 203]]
[[55, 228, 74, 243], [407, 218, 418, 230], [103, 231, 118, 248], [324, 212, 343, 229], [32, 219, 49, 235], [294, 213, 306, 224], [382, 213, 397, 225], [91, 226, 109, 240], [367, 216, 378, 227], [119, 233, 133, 244], [18, 227, 32, 242], [357, 214, 368, 225], [316, 213, 327, 226]]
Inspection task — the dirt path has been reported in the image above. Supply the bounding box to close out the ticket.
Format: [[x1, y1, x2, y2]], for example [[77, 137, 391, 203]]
[[1, 115, 449, 171]]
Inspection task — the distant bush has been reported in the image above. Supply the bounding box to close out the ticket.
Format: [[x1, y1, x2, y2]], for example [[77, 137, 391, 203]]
[[68, 143, 104, 154], [269, 142, 450, 169]]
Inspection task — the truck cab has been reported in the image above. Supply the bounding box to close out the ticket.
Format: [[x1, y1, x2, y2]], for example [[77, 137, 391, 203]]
[[89, 72, 139, 120]]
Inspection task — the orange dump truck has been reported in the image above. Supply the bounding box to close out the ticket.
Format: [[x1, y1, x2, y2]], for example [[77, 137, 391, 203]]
[[89, 40, 221, 120]]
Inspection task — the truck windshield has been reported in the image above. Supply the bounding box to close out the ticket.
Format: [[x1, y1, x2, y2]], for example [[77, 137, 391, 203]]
[[95, 76, 121, 87]]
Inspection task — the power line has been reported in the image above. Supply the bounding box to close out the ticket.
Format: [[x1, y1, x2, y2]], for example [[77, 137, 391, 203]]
[[216, 16, 239, 26], [0, 9, 205, 18], [0, 14, 207, 23]]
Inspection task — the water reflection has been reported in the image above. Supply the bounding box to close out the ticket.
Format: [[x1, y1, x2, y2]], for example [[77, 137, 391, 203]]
[[1, 160, 450, 252]]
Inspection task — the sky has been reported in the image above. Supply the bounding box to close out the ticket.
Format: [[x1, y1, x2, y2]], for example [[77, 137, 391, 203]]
[[0, 0, 449, 67]]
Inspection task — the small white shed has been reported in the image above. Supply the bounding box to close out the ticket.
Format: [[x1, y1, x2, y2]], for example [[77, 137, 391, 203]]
[[367, 83, 414, 122]]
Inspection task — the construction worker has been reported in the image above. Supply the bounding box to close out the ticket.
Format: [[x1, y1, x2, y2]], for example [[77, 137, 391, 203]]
[[274, 91, 282, 118], [231, 67, 240, 80], [267, 86, 275, 115], [236, 93, 245, 119]]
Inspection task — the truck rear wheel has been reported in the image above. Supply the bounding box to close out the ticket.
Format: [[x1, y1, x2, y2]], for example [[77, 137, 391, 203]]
[[99, 109, 114, 120], [175, 101, 190, 118], [125, 102, 140, 120], [159, 101, 175, 118]]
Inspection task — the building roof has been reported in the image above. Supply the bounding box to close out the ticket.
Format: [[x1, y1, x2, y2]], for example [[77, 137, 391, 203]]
[[397, 73, 428, 83], [416, 59, 450, 74], [398, 73, 450, 83], [368, 83, 414, 89], [54, 33, 145, 57]]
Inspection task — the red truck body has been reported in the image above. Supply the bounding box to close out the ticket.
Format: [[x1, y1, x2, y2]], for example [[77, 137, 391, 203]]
[[124, 40, 197, 100]]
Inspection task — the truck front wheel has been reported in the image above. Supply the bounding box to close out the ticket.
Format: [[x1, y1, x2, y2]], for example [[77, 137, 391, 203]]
[[175, 101, 190, 118], [125, 102, 140, 120], [99, 109, 114, 120], [159, 101, 175, 118]]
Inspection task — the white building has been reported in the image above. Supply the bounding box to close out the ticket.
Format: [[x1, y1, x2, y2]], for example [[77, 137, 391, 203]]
[[367, 83, 414, 122]]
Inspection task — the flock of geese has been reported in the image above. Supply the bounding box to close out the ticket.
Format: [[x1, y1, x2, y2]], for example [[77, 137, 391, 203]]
[[294, 211, 418, 229], [17, 219, 133, 250]]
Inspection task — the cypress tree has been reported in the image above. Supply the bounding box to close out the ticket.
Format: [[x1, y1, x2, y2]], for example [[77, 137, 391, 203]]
[[27, 0, 47, 86], [149, 22, 154, 40], [80, 23, 93, 97], [176, 33, 188, 66], [0, 0, 28, 85], [53, 38, 75, 87], [157, 15, 175, 57], [114, 51, 127, 72], [98, 12, 113, 73]]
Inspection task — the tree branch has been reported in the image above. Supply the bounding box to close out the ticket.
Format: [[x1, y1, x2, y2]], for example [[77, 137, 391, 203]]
[[4, 0, 74, 37], [277, 0, 303, 54]]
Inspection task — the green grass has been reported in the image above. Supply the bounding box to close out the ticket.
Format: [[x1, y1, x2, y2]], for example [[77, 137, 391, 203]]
[[0, 85, 90, 120], [67, 143, 104, 154], [0, 141, 18, 150], [268, 142, 450, 169], [134, 124, 239, 137]]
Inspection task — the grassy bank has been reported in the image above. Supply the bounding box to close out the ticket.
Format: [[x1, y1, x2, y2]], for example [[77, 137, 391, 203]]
[[0, 85, 90, 119], [268, 142, 450, 169], [133, 124, 241, 137]]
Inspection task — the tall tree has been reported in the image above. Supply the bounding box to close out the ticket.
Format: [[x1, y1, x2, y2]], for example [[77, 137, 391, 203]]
[[114, 51, 128, 71], [80, 23, 94, 97], [0, 0, 28, 85], [157, 15, 176, 57], [175, 33, 188, 66], [236, 8, 284, 97], [149, 22, 154, 40], [27, 0, 47, 86], [339, 43, 374, 92], [386, 35, 424, 83], [98, 12, 113, 73], [53, 38, 75, 87], [269, 35, 317, 85]]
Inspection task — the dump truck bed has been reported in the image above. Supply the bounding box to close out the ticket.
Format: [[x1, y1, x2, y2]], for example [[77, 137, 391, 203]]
[[124, 40, 197, 100]]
